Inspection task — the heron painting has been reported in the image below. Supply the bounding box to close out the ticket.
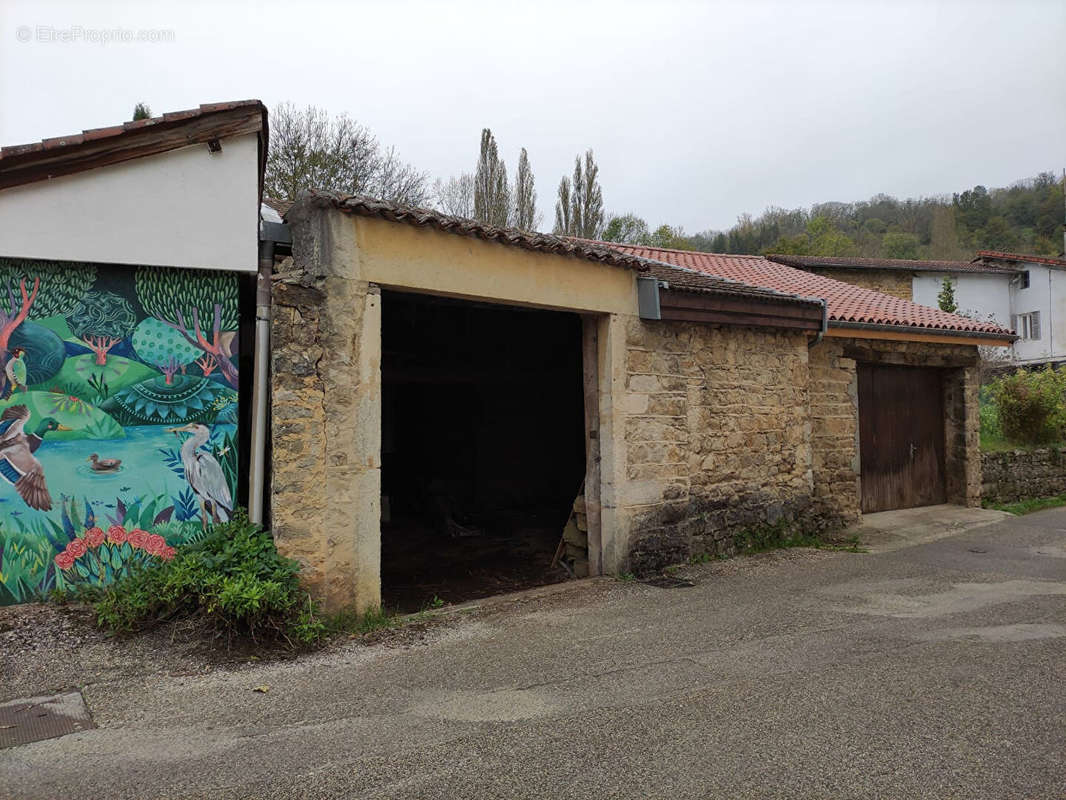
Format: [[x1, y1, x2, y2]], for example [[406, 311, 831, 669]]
[[165, 422, 234, 530]]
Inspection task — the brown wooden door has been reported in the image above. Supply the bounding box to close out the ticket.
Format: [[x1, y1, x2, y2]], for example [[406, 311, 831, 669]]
[[857, 365, 946, 513]]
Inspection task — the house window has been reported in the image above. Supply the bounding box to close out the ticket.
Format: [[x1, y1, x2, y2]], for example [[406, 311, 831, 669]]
[[1019, 271, 1031, 289], [1012, 311, 1041, 340]]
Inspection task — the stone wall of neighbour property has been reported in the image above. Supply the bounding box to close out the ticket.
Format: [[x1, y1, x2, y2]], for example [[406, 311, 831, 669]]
[[621, 318, 824, 573], [981, 448, 1066, 504], [808, 268, 913, 301]]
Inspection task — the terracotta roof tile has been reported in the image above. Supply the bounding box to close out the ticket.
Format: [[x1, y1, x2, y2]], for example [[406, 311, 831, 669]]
[[296, 192, 825, 308], [601, 243, 1013, 338], [0, 100, 264, 160], [976, 250, 1066, 269], [768, 253, 1019, 275]]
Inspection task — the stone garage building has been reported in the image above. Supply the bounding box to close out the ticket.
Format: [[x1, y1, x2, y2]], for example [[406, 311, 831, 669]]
[[270, 193, 1013, 612]]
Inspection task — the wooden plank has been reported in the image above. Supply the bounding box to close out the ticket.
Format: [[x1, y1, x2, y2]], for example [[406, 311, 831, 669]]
[[858, 365, 946, 512], [0, 108, 264, 190], [582, 315, 603, 576], [842, 345, 979, 368], [661, 291, 825, 321], [658, 306, 823, 330], [827, 327, 1011, 348]]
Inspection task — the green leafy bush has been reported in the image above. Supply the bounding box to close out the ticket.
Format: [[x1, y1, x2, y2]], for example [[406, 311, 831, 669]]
[[988, 368, 1066, 445], [93, 513, 326, 647]]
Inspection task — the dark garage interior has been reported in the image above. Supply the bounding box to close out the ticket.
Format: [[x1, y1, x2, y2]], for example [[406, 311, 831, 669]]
[[380, 290, 587, 612]]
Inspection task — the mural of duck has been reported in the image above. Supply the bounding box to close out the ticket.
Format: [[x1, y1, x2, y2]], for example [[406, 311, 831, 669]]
[[4, 347, 26, 399], [27, 417, 71, 453], [0, 405, 54, 510], [87, 453, 122, 472]]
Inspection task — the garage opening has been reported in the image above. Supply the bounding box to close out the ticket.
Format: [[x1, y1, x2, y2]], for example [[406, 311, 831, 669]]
[[858, 364, 946, 512], [380, 290, 587, 612]]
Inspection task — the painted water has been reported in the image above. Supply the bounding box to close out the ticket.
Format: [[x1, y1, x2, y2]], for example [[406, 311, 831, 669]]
[[0, 424, 237, 527]]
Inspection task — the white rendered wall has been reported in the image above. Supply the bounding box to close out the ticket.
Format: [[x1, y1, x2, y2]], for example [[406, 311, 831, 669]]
[[0, 133, 259, 272], [1011, 263, 1060, 362], [912, 272, 1012, 329]]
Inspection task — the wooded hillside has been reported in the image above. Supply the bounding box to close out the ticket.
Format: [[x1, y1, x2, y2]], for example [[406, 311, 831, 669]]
[[604, 172, 1065, 259]]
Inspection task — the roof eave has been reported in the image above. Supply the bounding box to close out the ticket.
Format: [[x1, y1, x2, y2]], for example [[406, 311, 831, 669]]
[[828, 319, 1015, 345]]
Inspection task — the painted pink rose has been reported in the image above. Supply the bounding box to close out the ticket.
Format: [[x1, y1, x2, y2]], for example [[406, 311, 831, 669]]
[[107, 525, 128, 544], [65, 538, 87, 559], [127, 529, 149, 550], [160, 546, 177, 562], [84, 527, 105, 548], [144, 534, 167, 556], [54, 551, 75, 570]]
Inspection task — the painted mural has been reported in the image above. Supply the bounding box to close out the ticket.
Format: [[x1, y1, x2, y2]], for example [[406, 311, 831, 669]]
[[0, 258, 240, 604]]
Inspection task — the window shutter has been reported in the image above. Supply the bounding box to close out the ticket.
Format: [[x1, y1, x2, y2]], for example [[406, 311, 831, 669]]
[[1031, 312, 1041, 341]]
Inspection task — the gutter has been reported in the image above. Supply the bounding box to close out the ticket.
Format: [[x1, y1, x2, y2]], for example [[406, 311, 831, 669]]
[[249, 220, 290, 526], [808, 299, 828, 348]]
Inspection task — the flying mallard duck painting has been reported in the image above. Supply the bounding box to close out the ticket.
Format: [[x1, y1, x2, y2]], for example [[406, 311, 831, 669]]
[[0, 405, 62, 510]]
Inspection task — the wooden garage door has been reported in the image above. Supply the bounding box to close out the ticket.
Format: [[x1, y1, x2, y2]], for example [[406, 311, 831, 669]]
[[857, 364, 946, 513]]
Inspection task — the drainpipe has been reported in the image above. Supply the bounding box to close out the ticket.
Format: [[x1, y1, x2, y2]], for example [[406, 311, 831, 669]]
[[808, 299, 828, 348], [248, 238, 274, 526]]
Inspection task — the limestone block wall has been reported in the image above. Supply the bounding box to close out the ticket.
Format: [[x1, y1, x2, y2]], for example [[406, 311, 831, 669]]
[[809, 269, 913, 301], [982, 448, 1066, 504], [620, 318, 820, 573], [807, 340, 862, 528]]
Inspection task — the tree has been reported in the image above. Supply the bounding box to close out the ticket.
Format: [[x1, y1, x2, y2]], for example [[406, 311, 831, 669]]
[[131, 318, 201, 384], [938, 278, 958, 313], [265, 103, 430, 206], [928, 206, 969, 260], [553, 150, 605, 239], [135, 267, 240, 388], [881, 232, 920, 260], [647, 224, 691, 250], [0, 258, 97, 356], [434, 173, 475, 218], [473, 129, 509, 227], [602, 213, 650, 244], [132, 103, 152, 121], [66, 291, 137, 365], [553, 177, 572, 236], [512, 148, 538, 231]]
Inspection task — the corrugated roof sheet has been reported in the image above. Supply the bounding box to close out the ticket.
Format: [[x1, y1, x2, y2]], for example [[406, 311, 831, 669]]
[[601, 243, 1013, 337]]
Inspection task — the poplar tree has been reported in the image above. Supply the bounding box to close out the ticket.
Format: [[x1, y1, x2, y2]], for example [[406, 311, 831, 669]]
[[553, 176, 572, 236], [512, 148, 538, 231], [553, 149, 604, 238], [473, 129, 510, 227]]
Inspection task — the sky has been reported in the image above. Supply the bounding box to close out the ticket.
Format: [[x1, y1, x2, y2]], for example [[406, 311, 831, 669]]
[[1, 0, 1064, 233]]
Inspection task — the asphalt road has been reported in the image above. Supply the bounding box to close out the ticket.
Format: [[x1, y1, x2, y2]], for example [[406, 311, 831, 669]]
[[2, 507, 1065, 799]]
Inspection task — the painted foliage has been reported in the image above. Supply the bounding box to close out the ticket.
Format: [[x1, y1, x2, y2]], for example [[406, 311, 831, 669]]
[[0, 258, 240, 604]]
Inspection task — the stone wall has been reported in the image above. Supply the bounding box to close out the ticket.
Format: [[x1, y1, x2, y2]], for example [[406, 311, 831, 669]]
[[808, 268, 913, 301], [982, 448, 1066, 504], [621, 319, 822, 573], [807, 340, 862, 528], [271, 209, 383, 613]]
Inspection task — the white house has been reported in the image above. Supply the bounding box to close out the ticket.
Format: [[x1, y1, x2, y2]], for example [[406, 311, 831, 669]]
[[769, 252, 1066, 365], [969, 251, 1066, 364]]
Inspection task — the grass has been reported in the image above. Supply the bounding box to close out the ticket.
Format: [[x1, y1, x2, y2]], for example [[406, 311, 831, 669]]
[[983, 493, 1066, 516], [981, 432, 1066, 453]]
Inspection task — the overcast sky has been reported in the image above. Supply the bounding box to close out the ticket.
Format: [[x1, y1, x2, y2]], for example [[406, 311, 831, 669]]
[[2, 0, 1063, 233]]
